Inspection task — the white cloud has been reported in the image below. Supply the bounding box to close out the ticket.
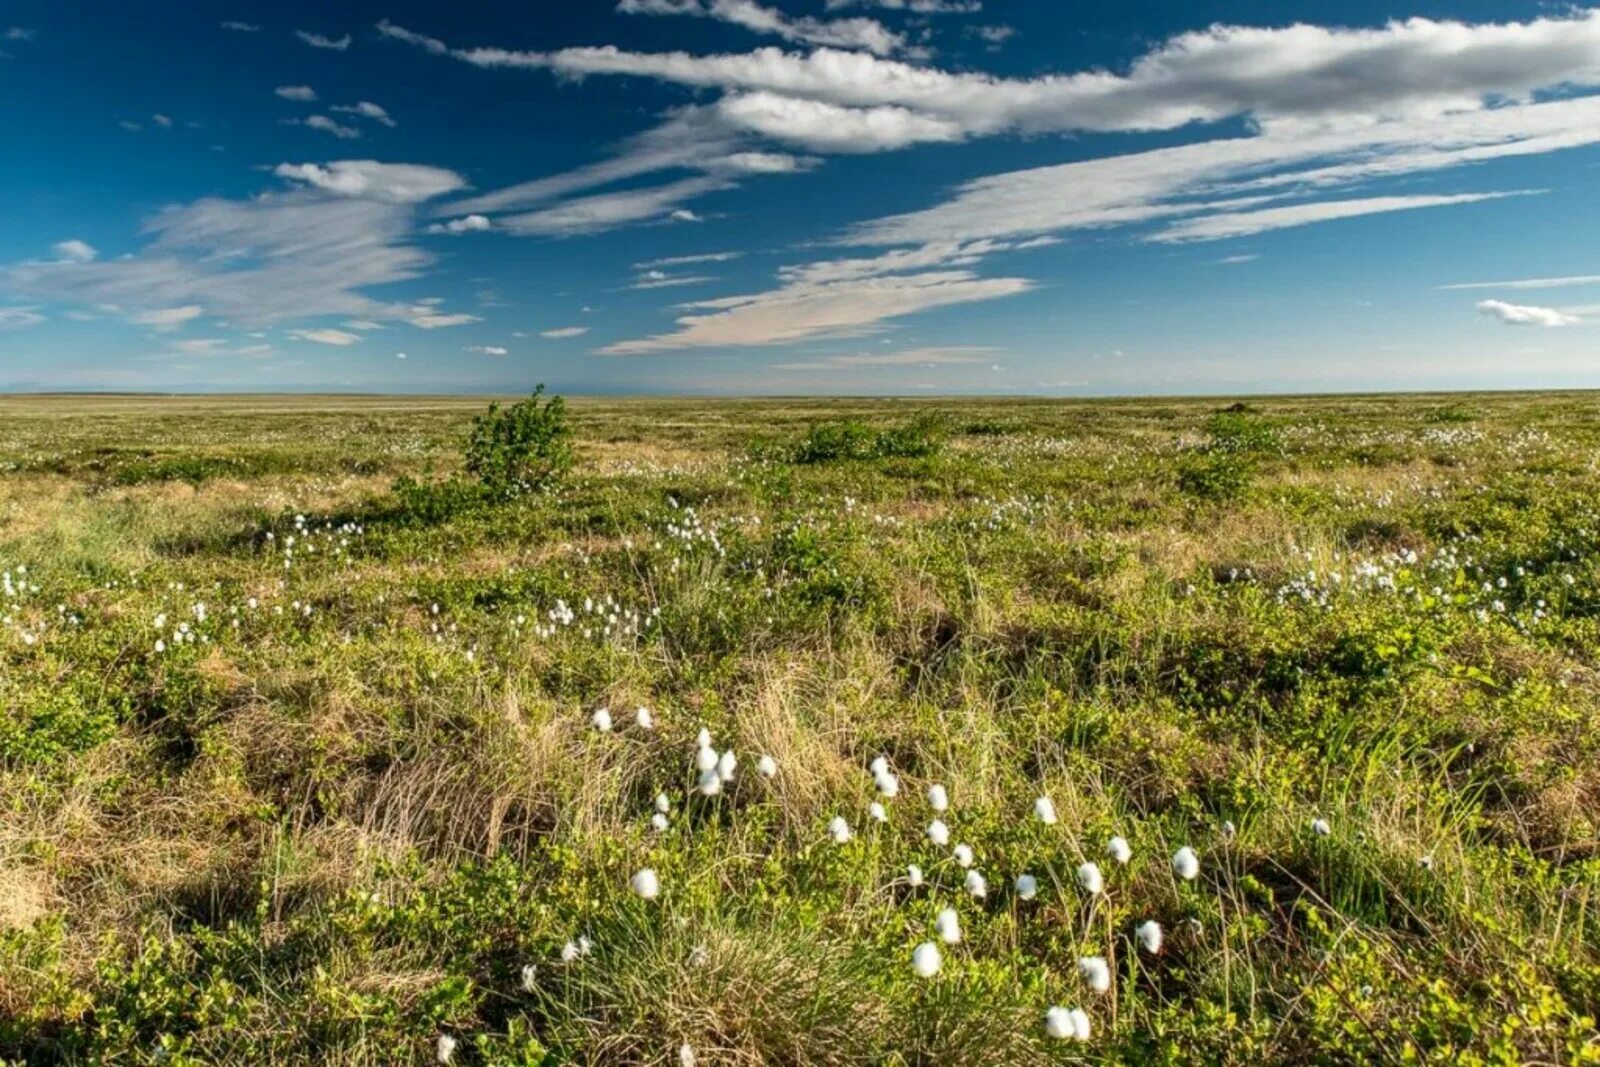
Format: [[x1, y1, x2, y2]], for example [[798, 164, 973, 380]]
[[274, 160, 466, 202], [296, 30, 351, 51], [635, 251, 742, 269], [220, 21, 260, 32], [826, 1, 980, 11], [52, 239, 98, 262], [167, 338, 272, 357], [465, 344, 508, 355], [131, 305, 204, 327], [0, 307, 44, 328], [4, 27, 36, 42], [404, 306, 481, 328], [1440, 275, 1600, 291], [298, 115, 362, 139], [426, 214, 492, 235], [716, 91, 962, 152], [632, 271, 716, 289], [152, 114, 173, 128], [289, 327, 363, 345], [497, 175, 732, 236], [617, 0, 905, 56], [1476, 299, 1582, 327], [385, 10, 1600, 144], [540, 326, 589, 338], [1214, 254, 1257, 264], [332, 100, 397, 127], [602, 269, 1029, 353], [276, 85, 317, 101], [8, 190, 441, 328], [1150, 191, 1533, 243]]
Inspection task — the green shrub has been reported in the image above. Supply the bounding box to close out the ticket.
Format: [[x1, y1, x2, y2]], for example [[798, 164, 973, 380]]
[[1177, 449, 1254, 500], [465, 385, 573, 497], [791, 414, 943, 463]]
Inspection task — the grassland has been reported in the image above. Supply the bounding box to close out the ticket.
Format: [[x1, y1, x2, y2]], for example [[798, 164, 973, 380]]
[[2, 391, 1599, 1065]]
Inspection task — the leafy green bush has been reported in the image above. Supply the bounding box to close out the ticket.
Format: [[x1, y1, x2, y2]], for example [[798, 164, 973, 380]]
[[791, 414, 943, 463], [1176, 449, 1254, 500], [465, 385, 573, 497]]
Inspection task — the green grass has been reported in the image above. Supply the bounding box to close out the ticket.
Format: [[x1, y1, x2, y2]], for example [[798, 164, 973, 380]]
[[2, 392, 1599, 1064]]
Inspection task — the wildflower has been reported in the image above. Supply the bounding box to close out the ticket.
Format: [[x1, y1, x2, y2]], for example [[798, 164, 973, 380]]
[[695, 745, 719, 773], [651, 812, 669, 832], [869, 802, 888, 822], [631, 868, 661, 901], [560, 940, 581, 962], [635, 706, 654, 730], [1221, 820, 1236, 841], [907, 864, 924, 887], [829, 816, 852, 843], [1172, 846, 1200, 881], [520, 964, 537, 992], [912, 941, 942, 978], [870, 756, 889, 777], [757, 754, 777, 778], [875, 770, 900, 797], [591, 708, 613, 732], [1310, 817, 1331, 836], [436, 1033, 458, 1063], [655, 792, 671, 813], [717, 750, 737, 781], [697, 727, 712, 749], [1078, 956, 1111, 994], [927, 783, 949, 812], [1034, 796, 1058, 825], [1076, 861, 1104, 895], [927, 819, 950, 847], [953, 843, 974, 868], [965, 869, 987, 898], [1136, 920, 1163, 954], [697, 769, 723, 796], [1015, 873, 1038, 900], [1045, 1006, 1091, 1041], [1106, 836, 1131, 865], [679, 1044, 696, 1067], [936, 907, 961, 944]]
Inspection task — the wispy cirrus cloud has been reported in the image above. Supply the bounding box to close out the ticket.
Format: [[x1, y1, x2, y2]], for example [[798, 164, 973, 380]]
[[774, 345, 998, 370], [617, 0, 907, 57], [1440, 275, 1600, 291]]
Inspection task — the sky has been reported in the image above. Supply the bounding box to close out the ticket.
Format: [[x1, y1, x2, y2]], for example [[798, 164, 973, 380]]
[[3, 1, 1600, 396]]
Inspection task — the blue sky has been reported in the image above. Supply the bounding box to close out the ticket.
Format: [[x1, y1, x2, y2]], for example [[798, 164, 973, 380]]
[[3, 1, 1600, 395]]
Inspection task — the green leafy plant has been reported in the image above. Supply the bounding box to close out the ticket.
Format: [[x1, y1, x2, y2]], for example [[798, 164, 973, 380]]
[[465, 385, 573, 497]]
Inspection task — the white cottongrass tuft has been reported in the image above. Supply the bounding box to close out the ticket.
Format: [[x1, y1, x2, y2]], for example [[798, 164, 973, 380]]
[[679, 1044, 696, 1067], [1136, 919, 1163, 954], [907, 863, 924, 888], [655, 792, 671, 814], [952, 843, 974, 868], [875, 770, 900, 797], [869, 801, 888, 822], [590, 707, 613, 732], [935, 906, 961, 944], [1106, 836, 1132, 865], [965, 869, 987, 898], [717, 750, 737, 781], [520, 963, 538, 992], [560, 940, 581, 963], [1172, 846, 1200, 881], [635, 706, 654, 730], [697, 768, 723, 796], [757, 754, 777, 778], [436, 1033, 457, 1063], [912, 941, 942, 978], [1222, 819, 1237, 841], [927, 819, 950, 847], [870, 756, 889, 777], [1078, 955, 1111, 994], [1045, 1006, 1091, 1041], [1076, 861, 1104, 895], [1310, 817, 1331, 836], [927, 783, 949, 812], [1034, 796, 1058, 825], [650, 812, 669, 832], [1015, 873, 1038, 900], [631, 868, 660, 901], [829, 815, 852, 843], [697, 727, 712, 749], [695, 745, 719, 773]]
